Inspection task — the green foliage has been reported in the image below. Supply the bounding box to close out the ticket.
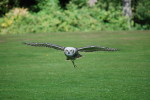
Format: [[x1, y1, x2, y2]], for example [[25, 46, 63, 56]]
[[0, 0, 149, 34], [0, 0, 20, 16], [0, 8, 30, 34], [134, 0, 150, 29], [1, 8, 29, 27], [35, 0, 59, 10], [0, 0, 9, 16], [0, 2, 130, 34]]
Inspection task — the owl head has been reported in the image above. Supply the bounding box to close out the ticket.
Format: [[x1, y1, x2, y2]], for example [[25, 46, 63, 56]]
[[64, 47, 77, 56]]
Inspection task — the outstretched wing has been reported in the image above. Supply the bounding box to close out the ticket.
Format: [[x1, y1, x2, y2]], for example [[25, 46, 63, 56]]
[[24, 42, 65, 51], [78, 46, 118, 52]]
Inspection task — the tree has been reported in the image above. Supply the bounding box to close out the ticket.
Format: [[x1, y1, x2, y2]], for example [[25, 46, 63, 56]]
[[122, 0, 132, 29], [88, 0, 97, 7], [122, 0, 132, 18]]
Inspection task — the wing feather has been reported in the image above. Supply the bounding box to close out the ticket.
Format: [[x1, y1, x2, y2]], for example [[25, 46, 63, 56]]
[[78, 46, 118, 52], [24, 42, 65, 51]]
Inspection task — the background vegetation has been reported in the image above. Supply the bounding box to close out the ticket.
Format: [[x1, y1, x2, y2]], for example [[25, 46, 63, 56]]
[[0, 0, 150, 34]]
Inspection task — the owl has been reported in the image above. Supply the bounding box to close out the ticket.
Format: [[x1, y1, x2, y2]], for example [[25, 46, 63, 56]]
[[24, 42, 118, 67]]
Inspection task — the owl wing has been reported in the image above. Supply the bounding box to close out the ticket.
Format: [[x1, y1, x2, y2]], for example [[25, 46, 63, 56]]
[[78, 46, 118, 52], [24, 42, 65, 51]]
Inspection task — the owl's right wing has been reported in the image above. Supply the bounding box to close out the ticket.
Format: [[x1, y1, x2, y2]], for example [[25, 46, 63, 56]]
[[78, 46, 118, 52], [24, 42, 65, 51]]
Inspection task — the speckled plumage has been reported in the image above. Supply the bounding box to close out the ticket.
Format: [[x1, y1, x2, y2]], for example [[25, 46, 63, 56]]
[[24, 42, 118, 67]]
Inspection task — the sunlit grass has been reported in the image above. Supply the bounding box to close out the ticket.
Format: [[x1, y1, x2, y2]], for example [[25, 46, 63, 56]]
[[0, 31, 150, 100]]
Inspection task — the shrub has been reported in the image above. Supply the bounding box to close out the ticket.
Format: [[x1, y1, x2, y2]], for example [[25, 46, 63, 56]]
[[0, 0, 133, 34], [134, 0, 150, 29], [0, 0, 20, 16], [0, 8, 30, 34], [1, 8, 29, 28], [0, 6, 130, 34]]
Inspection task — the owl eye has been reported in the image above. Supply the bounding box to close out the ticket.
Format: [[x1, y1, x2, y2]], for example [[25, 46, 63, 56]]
[[72, 50, 74, 53], [65, 50, 68, 52]]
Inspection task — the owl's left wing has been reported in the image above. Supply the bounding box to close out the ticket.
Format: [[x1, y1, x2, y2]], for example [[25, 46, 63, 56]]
[[24, 42, 65, 51], [78, 46, 118, 52]]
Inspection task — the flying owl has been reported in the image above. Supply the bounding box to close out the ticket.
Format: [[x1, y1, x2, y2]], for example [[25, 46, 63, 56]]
[[24, 42, 118, 67]]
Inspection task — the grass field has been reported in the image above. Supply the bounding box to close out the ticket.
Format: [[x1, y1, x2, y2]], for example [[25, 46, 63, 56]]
[[0, 31, 150, 100]]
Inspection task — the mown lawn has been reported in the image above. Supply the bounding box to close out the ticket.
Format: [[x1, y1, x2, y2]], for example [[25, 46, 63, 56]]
[[0, 31, 150, 100]]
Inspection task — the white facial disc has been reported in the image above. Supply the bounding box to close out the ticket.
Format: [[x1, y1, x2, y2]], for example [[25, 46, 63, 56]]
[[64, 47, 77, 56]]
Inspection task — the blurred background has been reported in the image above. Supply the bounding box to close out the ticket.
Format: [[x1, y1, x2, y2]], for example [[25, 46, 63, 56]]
[[0, 0, 149, 34]]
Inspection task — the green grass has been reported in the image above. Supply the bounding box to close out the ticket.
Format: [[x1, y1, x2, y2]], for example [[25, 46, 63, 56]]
[[0, 31, 150, 100]]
